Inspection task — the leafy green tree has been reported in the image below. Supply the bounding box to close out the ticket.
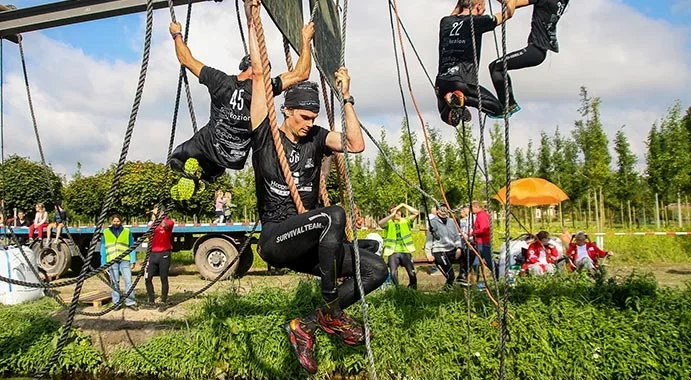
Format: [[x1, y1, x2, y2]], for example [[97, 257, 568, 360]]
[[63, 170, 110, 223], [537, 131, 553, 181], [488, 123, 507, 195], [572, 87, 611, 189], [525, 140, 537, 177], [0, 155, 63, 217], [514, 148, 527, 178], [613, 128, 639, 206], [646, 101, 691, 202]]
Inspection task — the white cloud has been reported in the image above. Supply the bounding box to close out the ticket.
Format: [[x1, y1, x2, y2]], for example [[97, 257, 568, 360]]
[[1, 0, 689, 180]]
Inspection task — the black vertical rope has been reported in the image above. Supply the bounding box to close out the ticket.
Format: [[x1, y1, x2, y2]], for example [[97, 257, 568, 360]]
[[336, 1, 377, 378], [33, 0, 155, 376], [235, 0, 248, 55], [499, 1, 512, 378], [168, 0, 198, 134]]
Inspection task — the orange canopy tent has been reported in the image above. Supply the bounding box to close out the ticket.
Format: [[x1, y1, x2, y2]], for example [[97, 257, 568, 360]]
[[494, 178, 569, 207]]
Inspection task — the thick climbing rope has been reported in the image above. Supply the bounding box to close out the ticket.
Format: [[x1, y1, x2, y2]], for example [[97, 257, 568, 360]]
[[389, 0, 499, 307], [167, 0, 198, 134], [334, 1, 377, 378], [250, 6, 305, 214], [467, 6, 505, 327], [318, 75, 333, 208], [499, 1, 512, 379], [319, 73, 354, 240], [32, 0, 155, 376], [235, 0, 248, 55], [460, 122, 478, 380], [283, 37, 294, 71]]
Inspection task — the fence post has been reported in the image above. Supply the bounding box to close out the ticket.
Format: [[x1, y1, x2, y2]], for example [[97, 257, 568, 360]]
[[678, 192, 683, 229], [655, 193, 661, 229]]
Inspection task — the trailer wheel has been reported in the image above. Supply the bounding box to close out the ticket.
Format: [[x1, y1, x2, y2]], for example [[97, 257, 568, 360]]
[[32, 241, 72, 278], [195, 238, 250, 281]]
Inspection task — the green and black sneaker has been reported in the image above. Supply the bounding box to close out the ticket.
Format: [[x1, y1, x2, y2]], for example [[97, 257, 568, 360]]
[[171, 158, 203, 201]]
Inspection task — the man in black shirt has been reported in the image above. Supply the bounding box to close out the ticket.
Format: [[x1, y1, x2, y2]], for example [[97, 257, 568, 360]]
[[436, 0, 516, 126], [489, 0, 569, 113], [167, 2, 315, 200], [246, 2, 387, 373]]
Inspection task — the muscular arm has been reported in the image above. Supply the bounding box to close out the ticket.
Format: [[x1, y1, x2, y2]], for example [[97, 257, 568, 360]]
[[170, 22, 204, 78], [279, 23, 314, 89], [493, 0, 517, 25], [324, 67, 365, 153]]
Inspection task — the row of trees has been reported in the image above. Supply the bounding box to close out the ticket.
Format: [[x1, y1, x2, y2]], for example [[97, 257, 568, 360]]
[[1, 87, 689, 227]]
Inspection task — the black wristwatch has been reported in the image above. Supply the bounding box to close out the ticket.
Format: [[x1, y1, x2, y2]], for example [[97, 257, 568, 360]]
[[343, 96, 355, 106]]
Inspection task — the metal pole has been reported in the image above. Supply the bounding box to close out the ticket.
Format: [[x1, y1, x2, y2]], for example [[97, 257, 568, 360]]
[[655, 193, 660, 229]]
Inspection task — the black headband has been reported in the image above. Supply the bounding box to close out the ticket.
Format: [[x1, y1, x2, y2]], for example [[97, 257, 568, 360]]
[[284, 81, 320, 113], [238, 55, 272, 72]]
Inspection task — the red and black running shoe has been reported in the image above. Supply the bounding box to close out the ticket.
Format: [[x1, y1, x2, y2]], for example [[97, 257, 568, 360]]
[[316, 309, 371, 346], [444, 91, 472, 125], [284, 318, 318, 374]]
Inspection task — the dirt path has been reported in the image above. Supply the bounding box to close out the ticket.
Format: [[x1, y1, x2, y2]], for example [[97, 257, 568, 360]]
[[49, 262, 689, 355]]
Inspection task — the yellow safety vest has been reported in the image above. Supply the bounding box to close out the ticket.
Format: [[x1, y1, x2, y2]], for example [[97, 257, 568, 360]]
[[103, 228, 131, 263], [383, 218, 415, 258]]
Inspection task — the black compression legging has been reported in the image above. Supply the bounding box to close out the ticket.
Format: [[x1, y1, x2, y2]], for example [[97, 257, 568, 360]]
[[387, 253, 417, 288], [145, 251, 171, 303], [489, 44, 547, 107], [170, 129, 225, 183], [432, 250, 456, 286], [436, 76, 504, 121], [259, 206, 388, 311]]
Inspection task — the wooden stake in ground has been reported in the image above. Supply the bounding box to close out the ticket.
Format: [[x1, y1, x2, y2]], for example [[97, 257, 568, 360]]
[[655, 193, 661, 229]]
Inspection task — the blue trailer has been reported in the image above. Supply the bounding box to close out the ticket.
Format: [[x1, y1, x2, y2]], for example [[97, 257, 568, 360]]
[[0, 223, 261, 280]]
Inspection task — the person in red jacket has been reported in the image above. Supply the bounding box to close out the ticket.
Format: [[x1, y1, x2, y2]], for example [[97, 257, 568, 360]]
[[145, 207, 175, 311], [566, 231, 610, 272], [524, 230, 559, 276], [471, 200, 492, 290]]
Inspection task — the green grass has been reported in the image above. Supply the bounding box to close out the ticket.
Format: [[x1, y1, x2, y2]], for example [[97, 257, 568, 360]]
[[2, 273, 690, 379]]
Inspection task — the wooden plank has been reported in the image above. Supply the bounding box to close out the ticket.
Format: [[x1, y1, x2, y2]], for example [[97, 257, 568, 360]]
[[79, 290, 111, 307]]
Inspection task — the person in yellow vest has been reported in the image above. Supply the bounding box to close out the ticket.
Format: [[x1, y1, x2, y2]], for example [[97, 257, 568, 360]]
[[100, 214, 138, 311], [378, 203, 419, 289]]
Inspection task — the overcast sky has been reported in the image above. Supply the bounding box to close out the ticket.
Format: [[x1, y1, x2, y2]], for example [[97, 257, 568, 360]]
[[1, 0, 690, 179]]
